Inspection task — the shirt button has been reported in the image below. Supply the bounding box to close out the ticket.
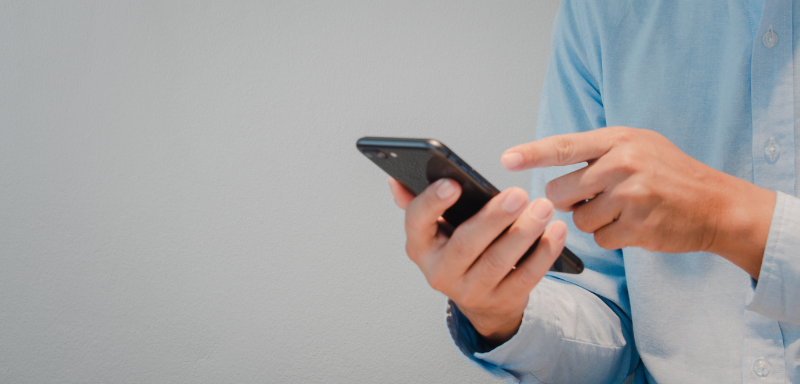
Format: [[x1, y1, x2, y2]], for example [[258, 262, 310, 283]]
[[763, 25, 778, 48], [753, 357, 771, 377], [765, 137, 781, 164]]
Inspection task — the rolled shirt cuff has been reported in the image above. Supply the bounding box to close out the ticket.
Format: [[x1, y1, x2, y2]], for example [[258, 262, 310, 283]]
[[746, 191, 800, 324]]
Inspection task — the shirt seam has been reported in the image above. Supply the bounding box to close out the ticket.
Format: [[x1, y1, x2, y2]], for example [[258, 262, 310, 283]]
[[745, 0, 757, 38], [560, 337, 626, 350], [573, 0, 603, 100]]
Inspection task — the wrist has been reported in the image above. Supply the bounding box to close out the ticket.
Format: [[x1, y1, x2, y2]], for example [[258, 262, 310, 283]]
[[706, 174, 776, 278], [461, 308, 524, 349]]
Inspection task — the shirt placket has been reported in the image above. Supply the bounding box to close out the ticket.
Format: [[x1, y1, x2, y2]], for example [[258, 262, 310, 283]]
[[751, 0, 795, 194], [745, 0, 794, 382]]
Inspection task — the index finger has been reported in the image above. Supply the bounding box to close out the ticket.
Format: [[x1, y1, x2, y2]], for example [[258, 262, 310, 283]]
[[388, 177, 415, 210], [501, 127, 623, 170]]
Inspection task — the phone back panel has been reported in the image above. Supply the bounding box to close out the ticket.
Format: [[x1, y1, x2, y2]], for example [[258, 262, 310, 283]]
[[356, 138, 499, 227]]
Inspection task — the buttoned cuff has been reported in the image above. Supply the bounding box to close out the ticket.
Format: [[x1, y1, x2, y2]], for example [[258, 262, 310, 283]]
[[446, 278, 567, 382], [746, 191, 800, 324], [446, 300, 517, 380], [446, 276, 634, 383]]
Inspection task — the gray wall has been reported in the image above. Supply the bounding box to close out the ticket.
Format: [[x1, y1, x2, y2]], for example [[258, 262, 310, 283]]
[[0, 1, 559, 382]]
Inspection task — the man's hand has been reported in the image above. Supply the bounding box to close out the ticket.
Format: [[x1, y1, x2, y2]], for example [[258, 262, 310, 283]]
[[501, 126, 776, 278], [388, 177, 566, 346]]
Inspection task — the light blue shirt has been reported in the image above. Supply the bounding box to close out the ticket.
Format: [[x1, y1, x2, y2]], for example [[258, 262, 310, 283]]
[[447, 1, 800, 382]]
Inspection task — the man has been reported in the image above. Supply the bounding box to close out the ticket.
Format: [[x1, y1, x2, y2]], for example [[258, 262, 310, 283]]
[[388, 0, 800, 382]]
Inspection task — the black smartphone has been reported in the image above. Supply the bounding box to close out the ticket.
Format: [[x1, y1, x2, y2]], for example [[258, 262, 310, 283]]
[[357, 136, 584, 274]]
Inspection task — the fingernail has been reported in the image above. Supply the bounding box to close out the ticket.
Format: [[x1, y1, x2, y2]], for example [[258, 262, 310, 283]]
[[502, 191, 527, 213], [437, 179, 455, 199], [528, 199, 553, 221], [501, 152, 523, 169], [549, 222, 566, 241]]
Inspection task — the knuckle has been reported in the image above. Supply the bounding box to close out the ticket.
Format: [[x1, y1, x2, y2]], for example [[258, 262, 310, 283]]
[[403, 214, 419, 233], [638, 217, 658, 237], [511, 221, 540, 243], [406, 194, 444, 229], [572, 209, 591, 233], [615, 150, 640, 174], [552, 136, 575, 164], [419, 195, 441, 216], [446, 232, 479, 258], [444, 231, 464, 253], [481, 250, 510, 276], [638, 128, 667, 143], [594, 231, 614, 250], [426, 273, 447, 293], [611, 127, 637, 143], [405, 241, 421, 263], [544, 180, 554, 197], [641, 237, 662, 252], [516, 263, 541, 287], [617, 182, 649, 203], [544, 179, 560, 203]]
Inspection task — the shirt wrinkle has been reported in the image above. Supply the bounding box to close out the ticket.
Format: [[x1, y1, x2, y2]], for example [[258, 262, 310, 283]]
[[445, 1, 800, 382]]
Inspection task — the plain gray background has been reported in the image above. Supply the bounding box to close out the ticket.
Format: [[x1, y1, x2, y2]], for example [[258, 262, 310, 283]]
[[0, 1, 560, 382]]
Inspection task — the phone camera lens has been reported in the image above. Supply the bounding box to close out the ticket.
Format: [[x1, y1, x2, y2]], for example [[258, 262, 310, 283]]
[[363, 150, 388, 159]]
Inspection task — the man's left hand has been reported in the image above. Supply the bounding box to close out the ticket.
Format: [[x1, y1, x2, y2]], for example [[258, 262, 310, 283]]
[[500, 127, 776, 278]]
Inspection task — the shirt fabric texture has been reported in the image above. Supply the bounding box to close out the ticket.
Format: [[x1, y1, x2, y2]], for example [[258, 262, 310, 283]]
[[447, 1, 800, 383]]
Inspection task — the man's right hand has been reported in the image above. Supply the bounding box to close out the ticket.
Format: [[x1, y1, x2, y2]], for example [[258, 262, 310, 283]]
[[388, 177, 567, 347]]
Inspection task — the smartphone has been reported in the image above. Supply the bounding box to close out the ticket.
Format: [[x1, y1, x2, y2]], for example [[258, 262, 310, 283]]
[[357, 136, 584, 274]]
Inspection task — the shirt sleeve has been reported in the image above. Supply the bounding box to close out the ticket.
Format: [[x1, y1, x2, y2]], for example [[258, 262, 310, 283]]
[[446, 277, 637, 384], [746, 191, 800, 325]]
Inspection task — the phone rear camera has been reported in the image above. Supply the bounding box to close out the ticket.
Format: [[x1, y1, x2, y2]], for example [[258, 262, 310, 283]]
[[363, 150, 388, 159]]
